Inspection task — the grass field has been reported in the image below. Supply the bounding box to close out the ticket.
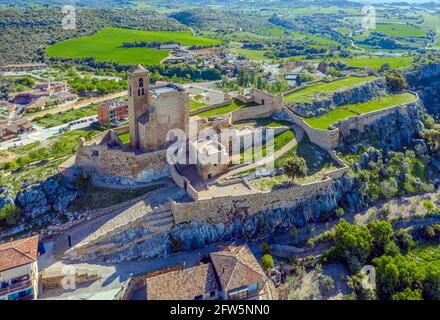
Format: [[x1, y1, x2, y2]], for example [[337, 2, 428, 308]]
[[47, 27, 221, 66], [375, 23, 428, 37], [284, 75, 376, 104], [189, 99, 209, 111], [118, 132, 130, 144], [337, 56, 414, 69], [32, 105, 97, 128], [304, 93, 417, 130], [233, 48, 270, 61], [196, 99, 258, 118]]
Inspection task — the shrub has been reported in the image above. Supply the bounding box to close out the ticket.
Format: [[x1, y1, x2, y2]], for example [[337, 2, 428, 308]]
[[261, 254, 274, 270], [0, 204, 21, 225], [320, 275, 335, 291], [260, 242, 271, 255]]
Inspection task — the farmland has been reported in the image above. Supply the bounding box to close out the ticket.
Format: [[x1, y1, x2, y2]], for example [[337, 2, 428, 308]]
[[46, 27, 221, 66], [304, 93, 417, 130], [284, 76, 376, 104], [196, 99, 258, 118], [336, 56, 414, 70]]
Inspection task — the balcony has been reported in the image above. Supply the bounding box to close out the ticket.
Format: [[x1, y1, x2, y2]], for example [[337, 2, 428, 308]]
[[0, 280, 32, 296], [227, 289, 261, 300]]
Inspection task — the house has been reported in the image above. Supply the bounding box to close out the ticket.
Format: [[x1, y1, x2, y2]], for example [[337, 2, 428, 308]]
[[159, 43, 180, 50], [210, 245, 270, 300], [97, 101, 129, 125], [145, 264, 219, 300], [145, 245, 273, 300], [1, 63, 48, 73], [0, 236, 40, 300], [0, 118, 33, 141]]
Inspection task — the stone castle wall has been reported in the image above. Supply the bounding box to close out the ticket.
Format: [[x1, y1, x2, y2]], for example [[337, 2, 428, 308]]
[[274, 108, 340, 149], [75, 145, 169, 182], [171, 169, 348, 226], [334, 102, 416, 137]]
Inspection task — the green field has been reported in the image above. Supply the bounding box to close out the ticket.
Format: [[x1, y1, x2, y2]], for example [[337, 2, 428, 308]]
[[284, 75, 376, 104], [304, 93, 417, 130], [196, 99, 258, 118], [233, 48, 270, 61], [118, 132, 130, 144], [189, 99, 209, 111], [334, 55, 413, 70], [32, 105, 97, 128], [47, 28, 221, 66], [375, 23, 428, 37]]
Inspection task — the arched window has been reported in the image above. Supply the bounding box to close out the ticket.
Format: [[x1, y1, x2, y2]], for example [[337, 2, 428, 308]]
[[129, 86, 132, 97], [139, 78, 144, 88]]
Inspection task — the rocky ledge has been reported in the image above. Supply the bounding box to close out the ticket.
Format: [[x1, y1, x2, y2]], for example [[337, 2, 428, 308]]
[[291, 78, 389, 118]]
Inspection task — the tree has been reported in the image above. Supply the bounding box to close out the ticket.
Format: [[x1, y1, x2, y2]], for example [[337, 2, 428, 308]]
[[333, 220, 373, 273], [284, 156, 307, 184], [384, 70, 408, 91], [0, 204, 21, 225], [261, 254, 274, 270], [320, 275, 335, 291], [260, 242, 271, 255], [423, 124, 440, 157], [392, 288, 423, 300], [368, 220, 393, 256]]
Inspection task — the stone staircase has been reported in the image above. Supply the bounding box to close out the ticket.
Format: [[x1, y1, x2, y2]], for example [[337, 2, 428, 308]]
[[65, 186, 186, 261]]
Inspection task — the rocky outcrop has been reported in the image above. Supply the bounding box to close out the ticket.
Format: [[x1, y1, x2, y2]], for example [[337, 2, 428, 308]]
[[68, 176, 358, 262], [407, 63, 440, 117], [338, 102, 426, 152], [0, 185, 15, 210], [291, 78, 389, 118], [16, 176, 78, 219]]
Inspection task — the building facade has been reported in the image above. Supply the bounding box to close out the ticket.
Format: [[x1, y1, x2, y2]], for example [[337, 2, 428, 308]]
[[0, 236, 39, 300]]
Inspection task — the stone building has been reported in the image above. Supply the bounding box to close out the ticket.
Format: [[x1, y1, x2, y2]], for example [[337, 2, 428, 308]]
[[127, 65, 189, 152]]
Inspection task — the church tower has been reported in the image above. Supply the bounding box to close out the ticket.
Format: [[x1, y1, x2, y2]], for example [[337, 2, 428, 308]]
[[127, 65, 149, 149]]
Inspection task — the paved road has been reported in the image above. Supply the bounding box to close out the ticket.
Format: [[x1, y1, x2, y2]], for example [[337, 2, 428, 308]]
[[0, 116, 98, 151]]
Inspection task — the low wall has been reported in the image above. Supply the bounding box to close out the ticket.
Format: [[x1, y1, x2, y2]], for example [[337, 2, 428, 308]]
[[275, 108, 339, 150], [171, 176, 346, 225], [168, 164, 199, 201], [190, 100, 231, 116], [75, 145, 169, 182], [230, 104, 278, 123], [334, 102, 415, 137]]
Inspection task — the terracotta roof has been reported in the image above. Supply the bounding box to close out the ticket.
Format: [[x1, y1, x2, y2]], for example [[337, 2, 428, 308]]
[[210, 245, 267, 292], [146, 263, 218, 300], [0, 236, 39, 271]]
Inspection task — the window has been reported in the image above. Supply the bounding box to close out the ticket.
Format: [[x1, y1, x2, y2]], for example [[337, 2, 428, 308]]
[[139, 78, 144, 88], [248, 283, 258, 292], [141, 88, 145, 96], [129, 86, 132, 97]]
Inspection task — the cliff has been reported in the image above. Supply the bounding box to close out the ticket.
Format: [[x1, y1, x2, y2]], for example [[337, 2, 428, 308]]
[[407, 63, 440, 117], [291, 78, 389, 118]]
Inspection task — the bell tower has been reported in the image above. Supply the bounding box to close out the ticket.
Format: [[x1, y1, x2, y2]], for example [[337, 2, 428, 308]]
[[127, 64, 149, 149]]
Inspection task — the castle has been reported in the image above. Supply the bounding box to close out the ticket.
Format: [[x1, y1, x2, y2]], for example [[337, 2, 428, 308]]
[[73, 65, 284, 186]]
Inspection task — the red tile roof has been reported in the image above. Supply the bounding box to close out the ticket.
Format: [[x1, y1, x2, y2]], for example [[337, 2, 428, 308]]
[[209, 245, 267, 292], [146, 263, 218, 300], [0, 236, 39, 271]]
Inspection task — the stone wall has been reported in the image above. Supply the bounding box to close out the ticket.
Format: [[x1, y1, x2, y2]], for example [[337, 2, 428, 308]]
[[75, 145, 169, 182], [171, 172, 348, 226], [334, 99, 419, 137], [274, 108, 339, 149], [190, 100, 231, 116]]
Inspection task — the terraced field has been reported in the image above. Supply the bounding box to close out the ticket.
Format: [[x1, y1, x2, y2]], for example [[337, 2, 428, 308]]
[[336, 56, 414, 69], [47, 28, 221, 66], [304, 92, 417, 130], [196, 99, 258, 118], [284, 75, 376, 104]]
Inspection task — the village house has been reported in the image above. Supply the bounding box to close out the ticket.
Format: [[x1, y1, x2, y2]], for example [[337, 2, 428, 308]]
[[1, 63, 48, 73], [145, 245, 273, 300], [0, 118, 33, 141], [0, 236, 40, 300], [97, 101, 128, 126]]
